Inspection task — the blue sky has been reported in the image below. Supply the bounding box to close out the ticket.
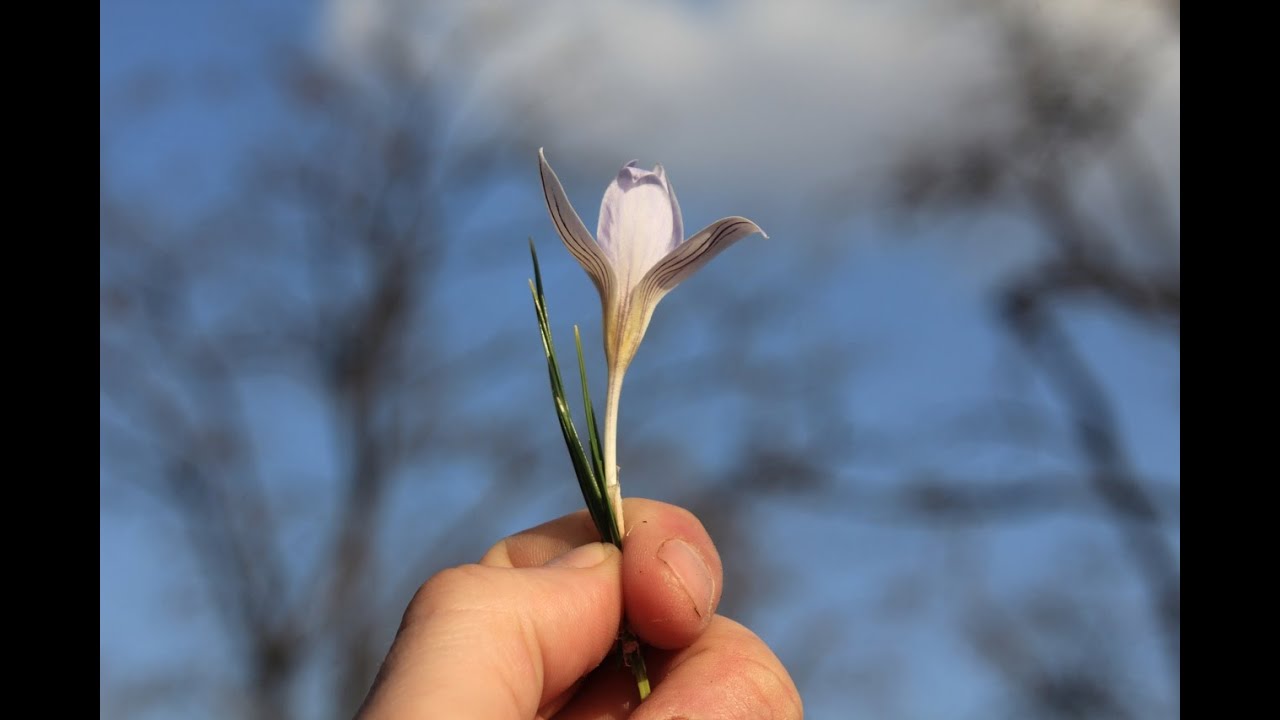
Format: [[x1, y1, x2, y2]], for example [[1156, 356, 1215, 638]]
[[101, 1, 1179, 717]]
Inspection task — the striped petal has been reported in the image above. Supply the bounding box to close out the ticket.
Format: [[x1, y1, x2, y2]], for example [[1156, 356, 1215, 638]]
[[538, 148, 615, 303], [639, 216, 767, 298], [607, 216, 765, 374]]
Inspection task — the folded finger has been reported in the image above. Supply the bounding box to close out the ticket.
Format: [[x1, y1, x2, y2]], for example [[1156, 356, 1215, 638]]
[[552, 615, 802, 720]]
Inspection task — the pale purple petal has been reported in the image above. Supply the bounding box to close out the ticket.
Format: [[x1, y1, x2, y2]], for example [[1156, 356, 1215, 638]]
[[638, 216, 766, 297], [595, 160, 639, 264], [538, 148, 614, 301], [654, 164, 684, 254], [597, 162, 678, 294]]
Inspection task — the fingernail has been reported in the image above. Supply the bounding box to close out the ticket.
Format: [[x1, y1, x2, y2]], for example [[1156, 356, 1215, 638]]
[[546, 542, 611, 569], [658, 539, 714, 619]]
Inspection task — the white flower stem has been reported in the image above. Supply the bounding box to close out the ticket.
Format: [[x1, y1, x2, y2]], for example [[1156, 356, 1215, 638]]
[[604, 368, 626, 538]]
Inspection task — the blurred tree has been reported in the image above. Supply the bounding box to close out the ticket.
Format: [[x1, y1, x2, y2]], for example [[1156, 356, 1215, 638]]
[[101, 51, 550, 717], [891, 0, 1179, 715]]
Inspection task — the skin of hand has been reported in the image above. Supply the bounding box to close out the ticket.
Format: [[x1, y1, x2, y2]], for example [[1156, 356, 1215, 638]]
[[355, 498, 803, 719]]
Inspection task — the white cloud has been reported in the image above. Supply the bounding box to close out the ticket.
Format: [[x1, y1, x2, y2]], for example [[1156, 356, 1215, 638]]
[[323, 0, 1179, 233]]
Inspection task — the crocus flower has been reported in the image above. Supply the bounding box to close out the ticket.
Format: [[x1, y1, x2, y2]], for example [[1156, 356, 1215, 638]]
[[539, 148, 766, 535]]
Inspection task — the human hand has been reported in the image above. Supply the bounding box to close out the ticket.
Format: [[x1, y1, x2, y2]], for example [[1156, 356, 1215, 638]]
[[356, 498, 802, 719]]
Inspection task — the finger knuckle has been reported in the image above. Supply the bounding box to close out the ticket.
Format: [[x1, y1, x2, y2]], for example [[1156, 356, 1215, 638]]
[[402, 563, 493, 629], [722, 652, 804, 719]]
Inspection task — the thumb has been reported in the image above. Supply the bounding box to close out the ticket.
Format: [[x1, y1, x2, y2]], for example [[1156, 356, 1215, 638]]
[[357, 542, 623, 720]]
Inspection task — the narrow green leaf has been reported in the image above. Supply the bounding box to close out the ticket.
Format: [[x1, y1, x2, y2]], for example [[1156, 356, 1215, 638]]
[[574, 328, 605, 490], [528, 238, 649, 700], [529, 240, 614, 541], [575, 325, 620, 546]]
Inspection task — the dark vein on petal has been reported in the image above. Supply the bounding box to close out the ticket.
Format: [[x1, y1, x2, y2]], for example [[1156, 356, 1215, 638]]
[[652, 220, 749, 289], [540, 163, 612, 295]]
